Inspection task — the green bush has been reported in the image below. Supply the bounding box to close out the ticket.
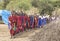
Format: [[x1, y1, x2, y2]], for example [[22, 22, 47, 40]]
[[6, 0, 32, 11]]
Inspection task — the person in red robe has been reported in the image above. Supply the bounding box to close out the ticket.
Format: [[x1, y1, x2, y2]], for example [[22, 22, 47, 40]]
[[26, 15, 30, 29], [16, 15, 24, 32], [9, 11, 17, 38], [34, 16, 38, 28], [23, 14, 27, 31], [9, 15, 15, 38]]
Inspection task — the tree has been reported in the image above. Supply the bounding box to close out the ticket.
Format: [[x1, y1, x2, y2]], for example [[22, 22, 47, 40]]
[[0, 0, 10, 9], [31, 0, 54, 15], [6, 0, 32, 11]]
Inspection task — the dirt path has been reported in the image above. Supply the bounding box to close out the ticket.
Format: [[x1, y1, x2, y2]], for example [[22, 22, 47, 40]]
[[0, 18, 60, 41], [0, 24, 42, 41]]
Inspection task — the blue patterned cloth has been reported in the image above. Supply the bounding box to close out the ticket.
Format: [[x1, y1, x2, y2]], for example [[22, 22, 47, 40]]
[[0, 10, 11, 24], [42, 18, 46, 25], [38, 18, 42, 27]]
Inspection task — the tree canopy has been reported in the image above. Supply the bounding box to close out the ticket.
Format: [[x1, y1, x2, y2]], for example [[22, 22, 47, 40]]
[[0, 0, 60, 15], [6, 0, 32, 10]]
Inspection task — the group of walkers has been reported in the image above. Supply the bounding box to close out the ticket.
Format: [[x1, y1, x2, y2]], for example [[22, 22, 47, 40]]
[[8, 10, 50, 38]]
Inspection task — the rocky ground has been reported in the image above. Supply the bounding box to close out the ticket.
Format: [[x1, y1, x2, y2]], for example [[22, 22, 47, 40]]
[[29, 18, 60, 41], [0, 18, 60, 41]]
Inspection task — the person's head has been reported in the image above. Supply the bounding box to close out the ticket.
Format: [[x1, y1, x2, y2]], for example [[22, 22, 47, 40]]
[[11, 11, 16, 16]]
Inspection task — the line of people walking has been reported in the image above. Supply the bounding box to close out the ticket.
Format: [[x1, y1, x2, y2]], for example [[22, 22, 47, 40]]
[[8, 11, 50, 38]]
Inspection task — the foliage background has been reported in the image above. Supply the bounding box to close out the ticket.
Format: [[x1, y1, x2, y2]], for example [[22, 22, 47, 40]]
[[0, 0, 60, 15]]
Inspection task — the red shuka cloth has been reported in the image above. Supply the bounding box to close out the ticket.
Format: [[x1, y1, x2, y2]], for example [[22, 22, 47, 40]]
[[16, 16, 24, 32], [34, 17, 38, 26], [9, 15, 17, 36]]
